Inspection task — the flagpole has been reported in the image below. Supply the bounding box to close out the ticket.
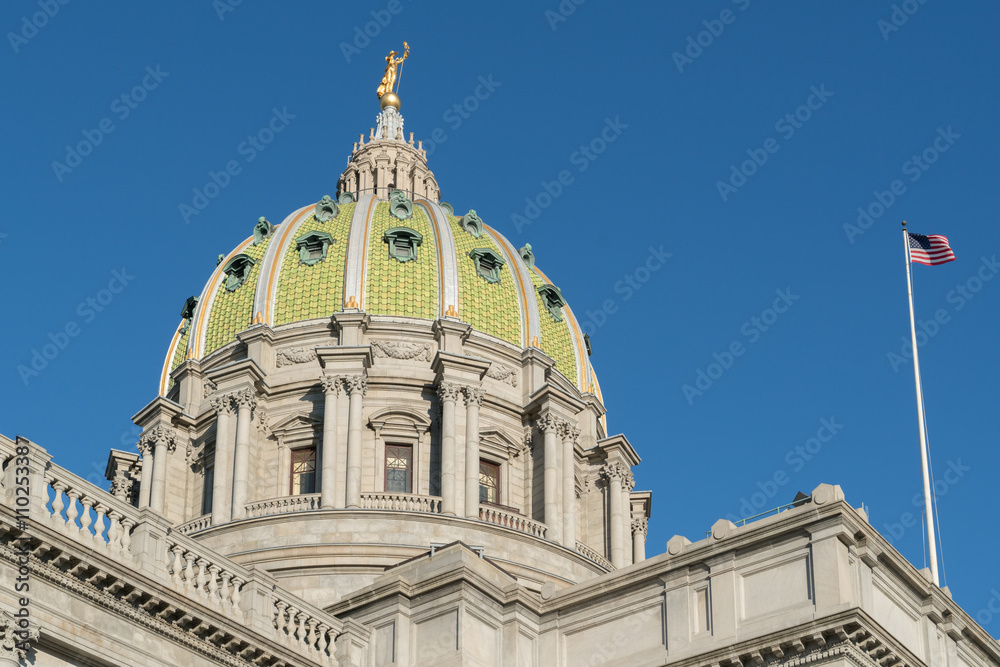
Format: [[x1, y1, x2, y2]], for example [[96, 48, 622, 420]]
[[902, 220, 940, 586]]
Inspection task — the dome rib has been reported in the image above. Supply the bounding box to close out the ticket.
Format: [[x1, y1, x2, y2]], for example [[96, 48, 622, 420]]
[[534, 265, 588, 393], [485, 224, 539, 347], [257, 204, 313, 325], [344, 194, 377, 309], [158, 323, 184, 396], [416, 200, 459, 317]]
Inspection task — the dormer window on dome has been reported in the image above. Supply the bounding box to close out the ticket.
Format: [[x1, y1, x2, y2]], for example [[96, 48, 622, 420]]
[[296, 231, 336, 266], [469, 248, 505, 284], [537, 284, 566, 322], [383, 227, 422, 263], [222, 254, 255, 291], [460, 210, 483, 238]]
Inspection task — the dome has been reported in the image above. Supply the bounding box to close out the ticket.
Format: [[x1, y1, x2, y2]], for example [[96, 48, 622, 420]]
[[159, 119, 603, 417]]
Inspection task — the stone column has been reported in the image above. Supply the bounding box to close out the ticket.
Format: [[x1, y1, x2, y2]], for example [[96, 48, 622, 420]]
[[143, 425, 178, 514], [622, 472, 635, 566], [560, 423, 580, 548], [210, 394, 234, 524], [344, 376, 367, 508], [137, 443, 153, 509], [602, 462, 625, 567], [463, 387, 484, 519], [538, 414, 562, 544], [632, 517, 648, 563], [320, 375, 342, 509], [230, 389, 257, 520], [438, 382, 461, 516]]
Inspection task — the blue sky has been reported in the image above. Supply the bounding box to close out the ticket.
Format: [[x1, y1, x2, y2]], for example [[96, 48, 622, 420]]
[[3, 0, 999, 628]]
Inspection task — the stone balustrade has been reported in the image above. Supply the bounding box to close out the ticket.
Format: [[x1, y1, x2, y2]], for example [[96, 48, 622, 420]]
[[246, 493, 321, 518], [175, 513, 212, 535], [164, 533, 247, 618], [0, 436, 353, 665], [575, 541, 614, 571], [361, 491, 442, 513], [479, 505, 548, 539], [272, 590, 340, 663]]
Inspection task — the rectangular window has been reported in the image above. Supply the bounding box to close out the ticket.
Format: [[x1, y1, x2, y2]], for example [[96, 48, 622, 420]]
[[479, 460, 500, 505], [385, 444, 413, 493], [290, 447, 316, 495]]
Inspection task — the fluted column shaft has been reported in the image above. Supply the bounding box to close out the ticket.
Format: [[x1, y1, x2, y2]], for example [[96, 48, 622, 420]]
[[561, 423, 579, 548], [231, 389, 256, 520], [345, 376, 367, 508], [604, 463, 625, 567], [632, 518, 648, 563], [142, 425, 178, 514], [211, 395, 234, 524], [463, 388, 484, 519], [321, 376, 341, 509], [539, 415, 562, 544], [138, 447, 153, 509], [622, 473, 635, 566], [438, 383, 460, 516]]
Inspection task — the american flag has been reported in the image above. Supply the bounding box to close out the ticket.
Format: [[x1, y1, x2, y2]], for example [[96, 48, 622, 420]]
[[908, 232, 956, 266]]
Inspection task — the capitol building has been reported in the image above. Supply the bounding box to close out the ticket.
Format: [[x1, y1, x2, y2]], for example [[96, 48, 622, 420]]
[[0, 66, 997, 667]]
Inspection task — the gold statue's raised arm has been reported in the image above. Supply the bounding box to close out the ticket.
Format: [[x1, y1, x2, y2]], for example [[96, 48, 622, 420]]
[[376, 42, 409, 99]]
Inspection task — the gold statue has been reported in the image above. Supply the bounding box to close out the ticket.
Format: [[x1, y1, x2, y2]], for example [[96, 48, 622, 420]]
[[376, 42, 409, 99]]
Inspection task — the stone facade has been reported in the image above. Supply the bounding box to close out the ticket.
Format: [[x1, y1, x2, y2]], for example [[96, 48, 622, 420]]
[[0, 99, 997, 666]]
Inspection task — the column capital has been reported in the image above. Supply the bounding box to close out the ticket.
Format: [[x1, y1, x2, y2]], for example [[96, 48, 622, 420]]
[[558, 422, 581, 443], [210, 392, 236, 416], [437, 381, 462, 403], [321, 374, 344, 396], [462, 386, 484, 407], [344, 375, 368, 397], [600, 461, 629, 484], [536, 413, 563, 433], [139, 424, 178, 454], [1, 609, 38, 663], [632, 517, 648, 536], [234, 387, 258, 412]]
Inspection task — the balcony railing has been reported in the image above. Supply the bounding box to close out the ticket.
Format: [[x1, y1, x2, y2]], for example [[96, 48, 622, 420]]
[[176, 514, 211, 535], [246, 493, 321, 518], [360, 491, 442, 513], [576, 541, 614, 571], [479, 505, 547, 539]]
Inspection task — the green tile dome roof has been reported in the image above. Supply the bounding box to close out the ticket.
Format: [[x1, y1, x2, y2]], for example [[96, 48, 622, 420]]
[[160, 195, 600, 403]]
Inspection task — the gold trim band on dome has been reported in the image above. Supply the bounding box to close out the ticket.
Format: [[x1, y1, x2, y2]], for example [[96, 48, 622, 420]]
[[158, 324, 184, 396]]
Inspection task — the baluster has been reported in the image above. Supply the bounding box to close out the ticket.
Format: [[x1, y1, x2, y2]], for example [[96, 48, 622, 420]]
[[171, 545, 185, 585], [208, 564, 221, 601], [120, 517, 134, 554], [304, 617, 314, 650], [50, 481, 66, 522], [218, 571, 233, 607], [93, 504, 108, 546], [183, 552, 196, 590], [230, 575, 244, 610], [107, 511, 121, 553], [295, 611, 306, 644], [65, 489, 80, 530], [317, 623, 331, 659], [195, 558, 208, 595], [275, 601, 289, 636], [79, 496, 94, 537]]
